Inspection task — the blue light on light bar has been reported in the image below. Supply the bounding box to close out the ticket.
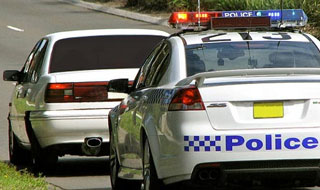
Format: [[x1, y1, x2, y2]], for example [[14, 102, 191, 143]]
[[222, 9, 308, 28]]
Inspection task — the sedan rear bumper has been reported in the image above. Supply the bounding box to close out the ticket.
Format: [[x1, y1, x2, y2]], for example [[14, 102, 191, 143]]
[[29, 109, 110, 150]]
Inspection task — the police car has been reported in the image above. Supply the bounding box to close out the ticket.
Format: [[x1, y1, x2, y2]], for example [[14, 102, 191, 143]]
[[108, 10, 320, 189]]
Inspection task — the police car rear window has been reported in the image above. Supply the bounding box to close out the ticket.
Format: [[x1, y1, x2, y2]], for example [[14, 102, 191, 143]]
[[49, 35, 165, 73], [186, 41, 320, 76]]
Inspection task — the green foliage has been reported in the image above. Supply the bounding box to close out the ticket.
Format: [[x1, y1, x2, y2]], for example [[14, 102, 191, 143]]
[[126, 0, 168, 10], [168, 0, 190, 11], [124, 0, 319, 38], [0, 162, 48, 190]]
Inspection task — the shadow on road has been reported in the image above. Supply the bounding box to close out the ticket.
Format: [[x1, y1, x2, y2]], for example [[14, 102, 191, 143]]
[[12, 156, 110, 178], [44, 156, 110, 177]]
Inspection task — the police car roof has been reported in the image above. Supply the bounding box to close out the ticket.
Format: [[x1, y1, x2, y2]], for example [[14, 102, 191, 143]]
[[178, 31, 311, 46]]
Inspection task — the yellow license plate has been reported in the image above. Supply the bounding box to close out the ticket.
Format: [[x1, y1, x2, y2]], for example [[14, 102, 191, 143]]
[[254, 102, 284, 119]]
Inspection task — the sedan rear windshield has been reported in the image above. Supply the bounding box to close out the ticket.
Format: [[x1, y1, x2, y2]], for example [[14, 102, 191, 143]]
[[49, 35, 165, 73], [186, 41, 320, 76]]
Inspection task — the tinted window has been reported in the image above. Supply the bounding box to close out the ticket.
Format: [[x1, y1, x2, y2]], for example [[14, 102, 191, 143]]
[[186, 41, 320, 76], [49, 35, 165, 73], [21, 41, 42, 82], [134, 44, 163, 90], [31, 39, 48, 83], [145, 43, 170, 87]]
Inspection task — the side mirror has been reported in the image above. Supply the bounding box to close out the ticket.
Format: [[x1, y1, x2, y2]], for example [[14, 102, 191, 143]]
[[3, 70, 20, 81], [108, 79, 129, 93]]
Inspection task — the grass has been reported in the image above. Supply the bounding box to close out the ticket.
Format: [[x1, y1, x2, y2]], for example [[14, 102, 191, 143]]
[[0, 162, 48, 190]]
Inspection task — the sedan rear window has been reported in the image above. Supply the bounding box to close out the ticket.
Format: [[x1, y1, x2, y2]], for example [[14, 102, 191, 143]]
[[49, 35, 165, 73], [186, 41, 320, 76]]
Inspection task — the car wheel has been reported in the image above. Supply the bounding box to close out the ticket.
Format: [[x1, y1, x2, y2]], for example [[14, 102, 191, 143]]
[[142, 139, 164, 190], [8, 124, 32, 165], [110, 131, 141, 190], [27, 128, 57, 172], [33, 149, 58, 171]]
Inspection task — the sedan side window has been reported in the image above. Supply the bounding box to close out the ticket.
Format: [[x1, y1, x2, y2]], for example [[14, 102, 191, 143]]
[[134, 44, 163, 90], [20, 41, 41, 83], [144, 43, 170, 87], [30, 39, 48, 83], [20, 39, 48, 83]]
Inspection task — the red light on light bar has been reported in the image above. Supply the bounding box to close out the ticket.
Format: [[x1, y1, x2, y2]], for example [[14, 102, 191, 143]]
[[177, 13, 188, 21], [211, 16, 271, 29], [196, 13, 208, 18], [168, 11, 222, 27]]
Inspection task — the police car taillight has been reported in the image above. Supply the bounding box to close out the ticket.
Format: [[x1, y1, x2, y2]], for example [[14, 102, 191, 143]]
[[168, 86, 205, 111], [168, 11, 221, 29]]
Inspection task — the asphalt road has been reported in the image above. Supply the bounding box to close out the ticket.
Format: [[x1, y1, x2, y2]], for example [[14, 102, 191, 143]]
[[0, 0, 173, 189], [0, 1, 319, 190]]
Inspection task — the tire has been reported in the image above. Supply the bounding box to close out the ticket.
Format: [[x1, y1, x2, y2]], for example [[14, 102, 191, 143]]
[[33, 149, 58, 172], [109, 130, 141, 190], [8, 124, 32, 165], [142, 139, 164, 190], [25, 122, 58, 172]]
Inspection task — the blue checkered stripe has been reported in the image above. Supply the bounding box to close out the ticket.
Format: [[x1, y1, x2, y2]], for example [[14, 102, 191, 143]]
[[184, 136, 221, 152]]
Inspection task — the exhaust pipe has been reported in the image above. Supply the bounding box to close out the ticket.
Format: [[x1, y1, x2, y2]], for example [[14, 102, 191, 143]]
[[199, 169, 210, 180], [81, 137, 102, 156], [198, 168, 221, 181], [209, 169, 220, 180]]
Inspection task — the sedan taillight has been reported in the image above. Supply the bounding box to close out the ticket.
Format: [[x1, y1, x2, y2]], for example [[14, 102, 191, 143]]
[[168, 86, 205, 111], [45, 82, 119, 103]]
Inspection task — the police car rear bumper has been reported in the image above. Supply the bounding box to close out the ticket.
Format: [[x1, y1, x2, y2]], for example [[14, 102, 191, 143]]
[[190, 160, 320, 187], [154, 112, 320, 186], [159, 146, 320, 186]]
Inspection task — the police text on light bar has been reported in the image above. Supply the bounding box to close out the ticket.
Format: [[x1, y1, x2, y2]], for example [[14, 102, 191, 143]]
[[168, 9, 308, 29]]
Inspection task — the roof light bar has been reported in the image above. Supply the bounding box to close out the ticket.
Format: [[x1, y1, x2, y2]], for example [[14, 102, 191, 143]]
[[222, 9, 308, 28], [168, 9, 307, 30]]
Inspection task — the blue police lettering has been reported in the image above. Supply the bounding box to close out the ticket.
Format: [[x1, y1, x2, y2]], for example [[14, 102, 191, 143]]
[[265, 135, 272, 150], [246, 139, 263, 151], [275, 134, 282, 150], [302, 137, 318, 149], [226, 136, 244, 151], [284, 138, 300, 149], [224, 134, 319, 151]]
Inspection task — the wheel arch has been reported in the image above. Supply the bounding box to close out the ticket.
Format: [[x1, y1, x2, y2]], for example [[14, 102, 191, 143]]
[[140, 124, 162, 180]]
